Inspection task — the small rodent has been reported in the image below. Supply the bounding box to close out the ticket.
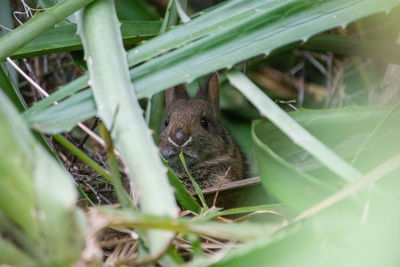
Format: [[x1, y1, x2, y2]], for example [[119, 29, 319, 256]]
[[159, 72, 246, 193]]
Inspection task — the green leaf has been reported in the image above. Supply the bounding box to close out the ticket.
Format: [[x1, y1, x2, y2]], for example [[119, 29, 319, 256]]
[[163, 158, 201, 213], [11, 21, 161, 59], [0, 0, 96, 61], [100, 206, 280, 241], [98, 123, 133, 208], [23, 0, 400, 134], [212, 154, 400, 267], [24, 89, 96, 134], [129, 0, 400, 99], [0, 63, 26, 112], [115, 0, 159, 21], [303, 34, 400, 65], [0, 237, 34, 266], [76, 0, 177, 256], [252, 105, 400, 213], [0, 89, 85, 264], [179, 152, 207, 208], [228, 70, 362, 183]]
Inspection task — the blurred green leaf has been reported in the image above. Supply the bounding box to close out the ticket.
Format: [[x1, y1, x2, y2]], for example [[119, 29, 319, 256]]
[[252, 105, 400, 213], [0, 63, 27, 112], [212, 154, 400, 267], [0, 89, 85, 265], [303, 34, 400, 65], [115, 0, 159, 21], [100, 207, 280, 241], [0, 235, 34, 266]]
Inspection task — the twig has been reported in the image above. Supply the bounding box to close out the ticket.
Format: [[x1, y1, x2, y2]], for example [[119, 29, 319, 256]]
[[212, 166, 231, 207]]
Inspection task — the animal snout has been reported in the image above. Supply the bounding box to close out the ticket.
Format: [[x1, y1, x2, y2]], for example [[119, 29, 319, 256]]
[[176, 129, 184, 144], [168, 127, 193, 147]]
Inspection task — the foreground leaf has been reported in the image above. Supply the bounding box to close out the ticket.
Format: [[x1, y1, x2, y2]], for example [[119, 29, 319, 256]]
[[0, 89, 85, 264], [76, 0, 177, 256], [252, 105, 400, 213]]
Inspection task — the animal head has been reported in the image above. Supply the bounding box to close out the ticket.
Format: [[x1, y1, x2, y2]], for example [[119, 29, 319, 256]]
[[159, 73, 227, 169]]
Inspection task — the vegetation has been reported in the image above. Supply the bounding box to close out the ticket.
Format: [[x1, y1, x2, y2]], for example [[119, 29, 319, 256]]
[[1, 0, 400, 265]]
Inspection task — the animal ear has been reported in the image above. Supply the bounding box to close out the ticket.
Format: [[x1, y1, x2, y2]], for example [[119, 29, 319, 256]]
[[196, 72, 219, 112], [165, 84, 189, 109]]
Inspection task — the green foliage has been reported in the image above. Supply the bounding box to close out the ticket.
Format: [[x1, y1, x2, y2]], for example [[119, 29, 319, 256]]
[[76, 0, 177, 256], [252, 105, 400, 213], [0, 0, 400, 265], [0, 89, 86, 265]]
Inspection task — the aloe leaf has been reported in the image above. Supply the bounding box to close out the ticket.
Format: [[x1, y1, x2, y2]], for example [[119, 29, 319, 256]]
[[252, 104, 400, 212], [11, 21, 161, 59], [76, 0, 177, 256], [0, 89, 85, 264], [130, 0, 400, 99], [22, 74, 89, 118], [212, 154, 400, 267], [24, 89, 96, 134], [0, 0, 96, 61], [22, 0, 400, 134], [0, 234, 34, 266]]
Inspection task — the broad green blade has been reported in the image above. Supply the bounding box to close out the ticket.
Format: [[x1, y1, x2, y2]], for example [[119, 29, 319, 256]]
[[252, 105, 400, 213], [130, 0, 400, 98], [22, 0, 400, 134], [163, 158, 201, 213], [227, 70, 362, 183], [76, 0, 177, 256], [11, 21, 161, 59], [212, 155, 400, 267], [0, 89, 85, 265], [0, 0, 96, 61], [24, 89, 96, 134]]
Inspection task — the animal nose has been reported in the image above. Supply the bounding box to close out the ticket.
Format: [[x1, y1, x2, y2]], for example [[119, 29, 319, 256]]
[[175, 128, 185, 145]]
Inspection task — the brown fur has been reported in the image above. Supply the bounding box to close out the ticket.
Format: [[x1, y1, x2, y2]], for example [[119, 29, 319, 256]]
[[159, 73, 246, 193]]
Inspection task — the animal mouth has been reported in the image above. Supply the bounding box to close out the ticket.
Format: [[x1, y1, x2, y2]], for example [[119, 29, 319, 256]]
[[161, 146, 198, 160]]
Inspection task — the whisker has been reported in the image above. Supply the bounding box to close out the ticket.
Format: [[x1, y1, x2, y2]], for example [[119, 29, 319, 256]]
[[182, 136, 193, 147], [168, 137, 180, 147]]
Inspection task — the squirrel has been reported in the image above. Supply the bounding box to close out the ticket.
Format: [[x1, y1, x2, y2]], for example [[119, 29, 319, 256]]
[[159, 72, 246, 193]]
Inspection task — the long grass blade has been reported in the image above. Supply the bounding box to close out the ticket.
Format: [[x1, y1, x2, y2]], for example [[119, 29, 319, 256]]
[[226, 70, 362, 183]]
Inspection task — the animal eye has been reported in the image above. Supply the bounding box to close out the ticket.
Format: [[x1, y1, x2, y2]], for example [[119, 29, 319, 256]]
[[164, 116, 170, 127], [200, 116, 208, 128]]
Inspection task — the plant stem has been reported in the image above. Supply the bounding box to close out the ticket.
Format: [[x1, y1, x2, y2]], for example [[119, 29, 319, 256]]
[[52, 134, 112, 182]]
